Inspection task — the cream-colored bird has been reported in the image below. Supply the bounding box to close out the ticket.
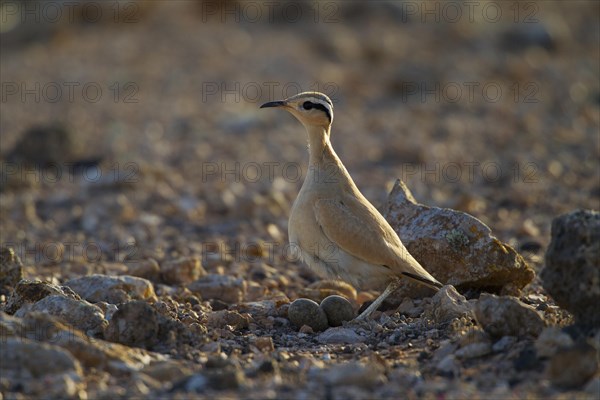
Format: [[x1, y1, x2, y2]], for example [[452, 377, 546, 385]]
[[261, 92, 442, 320]]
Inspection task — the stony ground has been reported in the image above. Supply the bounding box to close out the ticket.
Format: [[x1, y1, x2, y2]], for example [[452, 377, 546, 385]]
[[1, 1, 599, 399]]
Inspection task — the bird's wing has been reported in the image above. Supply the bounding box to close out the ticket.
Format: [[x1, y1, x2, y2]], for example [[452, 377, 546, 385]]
[[314, 195, 442, 288]]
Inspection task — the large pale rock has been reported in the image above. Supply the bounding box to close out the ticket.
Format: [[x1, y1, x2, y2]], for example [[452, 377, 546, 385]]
[[65, 274, 156, 304], [14, 294, 107, 337], [4, 279, 81, 314], [384, 180, 534, 297], [542, 210, 600, 328]]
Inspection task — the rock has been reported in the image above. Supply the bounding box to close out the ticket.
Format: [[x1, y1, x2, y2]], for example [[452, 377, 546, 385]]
[[4, 279, 81, 314], [492, 336, 518, 353], [6, 124, 78, 167], [396, 297, 423, 317], [127, 258, 161, 282], [96, 302, 119, 321], [251, 336, 275, 352], [65, 274, 156, 304], [236, 299, 283, 319], [423, 285, 472, 324], [500, 24, 556, 52], [457, 328, 490, 348], [1, 337, 83, 379], [248, 262, 278, 281], [142, 360, 194, 383], [14, 294, 107, 337], [288, 298, 329, 332], [433, 340, 458, 362], [255, 359, 279, 375], [584, 377, 600, 396], [1, 311, 166, 373], [299, 324, 314, 334], [207, 310, 250, 331], [197, 357, 247, 390], [180, 374, 209, 392], [125, 373, 162, 396], [535, 327, 574, 358], [105, 301, 159, 348], [514, 347, 541, 372], [245, 281, 266, 301], [436, 354, 459, 376], [475, 293, 545, 338], [318, 327, 365, 344], [547, 343, 598, 389], [384, 180, 534, 298], [188, 274, 246, 304], [320, 295, 355, 327], [542, 210, 600, 328], [0, 247, 23, 295], [161, 256, 206, 285], [209, 298, 229, 311], [206, 368, 246, 390], [25, 372, 84, 398], [455, 342, 492, 359], [322, 361, 386, 388]]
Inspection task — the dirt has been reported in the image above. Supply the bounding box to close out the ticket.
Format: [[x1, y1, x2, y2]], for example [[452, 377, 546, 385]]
[[1, 1, 598, 399]]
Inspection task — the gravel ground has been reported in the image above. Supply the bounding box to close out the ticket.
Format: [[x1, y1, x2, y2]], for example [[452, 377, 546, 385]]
[[1, 1, 599, 399]]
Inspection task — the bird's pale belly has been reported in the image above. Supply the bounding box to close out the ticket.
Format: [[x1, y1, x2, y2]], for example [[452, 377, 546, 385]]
[[289, 202, 392, 291]]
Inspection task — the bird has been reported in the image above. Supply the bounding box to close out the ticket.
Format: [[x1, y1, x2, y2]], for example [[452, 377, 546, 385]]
[[260, 92, 442, 320]]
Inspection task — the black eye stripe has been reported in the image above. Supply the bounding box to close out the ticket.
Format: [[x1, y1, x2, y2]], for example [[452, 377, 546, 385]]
[[302, 101, 332, 121]]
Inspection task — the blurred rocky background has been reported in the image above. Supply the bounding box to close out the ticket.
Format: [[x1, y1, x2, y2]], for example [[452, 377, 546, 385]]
[[1, 0, 598, 398]]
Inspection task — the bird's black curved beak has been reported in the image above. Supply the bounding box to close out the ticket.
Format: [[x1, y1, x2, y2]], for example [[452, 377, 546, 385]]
[[260, 100, 287, 109]]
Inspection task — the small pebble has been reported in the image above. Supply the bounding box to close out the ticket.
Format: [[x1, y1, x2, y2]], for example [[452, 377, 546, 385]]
[[492, 336, 517, 353], [318, 327, 365, 344], [161, 257, 206, 285], [535, 327, 574, 358], [547, 344, 598, 389], [436, 354, 459, 376], [455, 342, 492, 359]]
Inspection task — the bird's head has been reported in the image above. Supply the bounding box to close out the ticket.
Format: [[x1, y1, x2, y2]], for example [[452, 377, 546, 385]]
[[260, 91, 333, 130]]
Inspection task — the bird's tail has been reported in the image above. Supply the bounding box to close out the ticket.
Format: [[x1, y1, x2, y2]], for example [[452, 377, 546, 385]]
[[401, 271, 443, 291]]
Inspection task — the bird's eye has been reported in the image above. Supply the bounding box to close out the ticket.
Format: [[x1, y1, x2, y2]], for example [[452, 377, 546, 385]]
[[302, 101, 313, 110]]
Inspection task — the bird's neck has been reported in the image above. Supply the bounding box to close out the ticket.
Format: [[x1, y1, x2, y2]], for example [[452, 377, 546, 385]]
[[303, 124, 357, 190], [305, 125, 333, 166]]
